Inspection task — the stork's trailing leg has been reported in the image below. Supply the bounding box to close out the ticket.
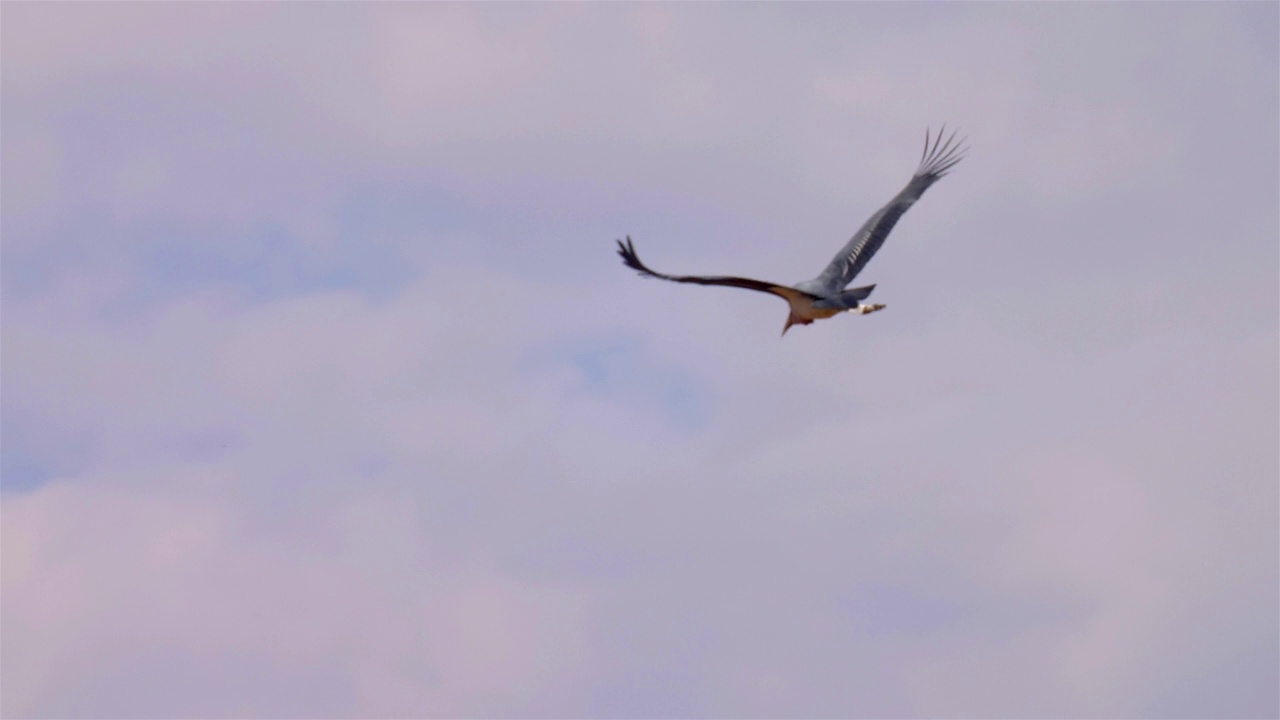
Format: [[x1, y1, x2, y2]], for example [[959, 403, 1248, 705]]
[[617, 127, 967, 336]]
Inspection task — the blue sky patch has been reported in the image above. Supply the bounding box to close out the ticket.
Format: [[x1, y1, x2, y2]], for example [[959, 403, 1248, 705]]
[[524, 330, 716, 433]]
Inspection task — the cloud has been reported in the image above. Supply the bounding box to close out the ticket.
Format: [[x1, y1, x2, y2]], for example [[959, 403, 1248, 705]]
[[2, 479, 594, 718], [3, 2, 1277, 718]]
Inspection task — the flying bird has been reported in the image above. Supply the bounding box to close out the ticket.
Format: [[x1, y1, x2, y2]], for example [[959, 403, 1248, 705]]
[[617, 127, 967, 336]]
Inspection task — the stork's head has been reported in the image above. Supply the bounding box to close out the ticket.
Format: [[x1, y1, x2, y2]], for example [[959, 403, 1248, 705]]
[[781, 313, 812, 336]]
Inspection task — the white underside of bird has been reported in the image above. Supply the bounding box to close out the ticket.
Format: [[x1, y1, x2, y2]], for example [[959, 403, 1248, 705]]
[[618, 127, 967, 337], [770, 287, 887, 335]]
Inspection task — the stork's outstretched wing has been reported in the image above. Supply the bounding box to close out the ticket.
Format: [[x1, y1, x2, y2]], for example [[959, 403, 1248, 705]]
[[616, 237, 816, 302], [809, 126, 967, 293]]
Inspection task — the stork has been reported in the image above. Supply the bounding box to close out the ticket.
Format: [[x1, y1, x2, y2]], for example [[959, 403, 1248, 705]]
[[617, 127, 966, 336]]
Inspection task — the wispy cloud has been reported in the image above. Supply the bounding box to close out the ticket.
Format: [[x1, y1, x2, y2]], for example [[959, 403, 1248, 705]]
[[3, 3, 1276, 718]]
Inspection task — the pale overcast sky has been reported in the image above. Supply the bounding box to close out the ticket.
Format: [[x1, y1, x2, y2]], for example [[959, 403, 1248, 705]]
[[2, 3, 1277, 718]]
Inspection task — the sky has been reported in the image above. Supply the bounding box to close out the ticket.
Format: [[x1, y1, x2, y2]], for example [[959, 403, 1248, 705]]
[[2, 3, 1277, 718]]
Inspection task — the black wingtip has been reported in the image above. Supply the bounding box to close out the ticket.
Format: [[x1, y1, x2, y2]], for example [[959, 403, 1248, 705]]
[[917, 125, 969, 179], [616, 235, 649, 277]]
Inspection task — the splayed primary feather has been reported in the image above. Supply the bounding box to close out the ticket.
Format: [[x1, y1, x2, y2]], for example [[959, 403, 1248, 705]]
[[616, 127, 967, 335]]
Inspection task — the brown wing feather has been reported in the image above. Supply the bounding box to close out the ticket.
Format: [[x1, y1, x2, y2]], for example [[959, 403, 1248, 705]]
[[616, 236, 816, 301]]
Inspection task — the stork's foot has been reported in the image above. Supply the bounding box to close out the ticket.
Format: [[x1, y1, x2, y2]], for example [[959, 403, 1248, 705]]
[[855, 303, 887, 315]]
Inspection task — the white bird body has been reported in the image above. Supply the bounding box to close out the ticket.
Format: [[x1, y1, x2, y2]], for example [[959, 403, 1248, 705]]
[[618, 127, 966, 336], [773, 288, 868, 322]]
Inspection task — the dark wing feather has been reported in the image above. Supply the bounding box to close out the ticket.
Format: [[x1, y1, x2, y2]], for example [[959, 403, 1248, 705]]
[[810, 126, 967, 292], [616, 237, 816, 301]]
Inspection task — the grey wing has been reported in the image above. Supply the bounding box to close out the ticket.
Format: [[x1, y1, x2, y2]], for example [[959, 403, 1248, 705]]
[[809, 127, 967, 293]]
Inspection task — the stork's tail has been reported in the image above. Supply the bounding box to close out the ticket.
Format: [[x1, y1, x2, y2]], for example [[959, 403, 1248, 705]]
[[813, 285, 877, 311]]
